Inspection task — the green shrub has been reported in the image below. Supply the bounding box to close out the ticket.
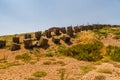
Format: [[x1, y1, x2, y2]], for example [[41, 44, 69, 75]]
[[33, 71, 47, 77], [107, 46, 120, 62], [64, 40, 103, 61], [15, 53, 31, 62]]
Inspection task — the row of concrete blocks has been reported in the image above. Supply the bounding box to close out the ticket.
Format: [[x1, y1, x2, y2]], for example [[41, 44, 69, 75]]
[[0, 24, 119, 51], [45, 24, 119, 38], [10, 34, 70, 51], [0, 33, 71, 51], [45, 25, 106, 38]]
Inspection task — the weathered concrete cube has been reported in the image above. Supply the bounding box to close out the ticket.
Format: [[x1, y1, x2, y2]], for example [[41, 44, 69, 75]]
[[62, 34, 71, 43], [24, 34, 31, 39], [35, 31, 41, 40], [11, 43, 20, 51], [23, 39, 33, 49], [0, 40, 6, 48], [60, 27, 66, 34], [74, 26, 80, 33], [52, 36, 60, 44], [38, 37, 48, 47], [67, 26, 74, 37], [45, 30, 52, 38], [53, 29, 60, 35], [12, 37, 20, 44]]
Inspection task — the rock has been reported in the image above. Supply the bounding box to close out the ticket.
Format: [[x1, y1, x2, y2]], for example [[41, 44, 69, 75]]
[[32, 41, 39, 47], [0, 40, 6, 48], [52, 36, 60, 44], [45, 30, 52, 38], [74, 26, 80, 33], [35, 31, 41, 40], [24, 34, 31, 39], [61, 34, 71, 43], [23, 39, 33, 49], [11, 43, 20, 51], [38, 37, 48, 47], [67, 26, 74, 37], [60, 27, 66, 33], [53, 29, 60, 35], [12, 37, 20, 44]]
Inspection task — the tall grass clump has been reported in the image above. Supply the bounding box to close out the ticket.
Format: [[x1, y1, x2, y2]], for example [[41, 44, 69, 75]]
[[106, 46, 120, 62], [64, 40, 103, 61]]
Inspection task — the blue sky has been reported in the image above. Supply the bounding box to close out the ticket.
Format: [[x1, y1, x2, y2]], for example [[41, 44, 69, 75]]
[[0, 0, 120, 35]]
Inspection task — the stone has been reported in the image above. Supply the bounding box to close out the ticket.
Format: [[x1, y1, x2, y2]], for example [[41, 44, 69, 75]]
[[23, 39, 33, 49], [66, 26, 74, 37], [11, 43, 20, 51], [35, 31, 41, 40], [45, 30, 52, 38], [24, 34, 31, 39], [74, 26, 80, 33], [38, 37, 48, 47], [0, 40, 6, 48], [60, 27, 66, 33], [62, 34, 71, 43], [52, 36, 60, 44], [12, 37, 20, 44], [53, 29, 60, 35], [32, 41, 39, 47]]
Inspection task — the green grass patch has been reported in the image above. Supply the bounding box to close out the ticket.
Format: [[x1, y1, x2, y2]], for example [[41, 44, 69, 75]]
[[0, 62, 20, 69], [27, 78, 38, 80], [33, 71, 47, 77], [15, 53, 31, 62]]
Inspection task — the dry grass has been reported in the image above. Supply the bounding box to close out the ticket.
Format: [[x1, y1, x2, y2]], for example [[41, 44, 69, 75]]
[[94, 75, 106, 80], [43, 61, 52, 65], [80, 65, 95, 75], [97, 68, 112, 74], [76, 31, 96, 44]]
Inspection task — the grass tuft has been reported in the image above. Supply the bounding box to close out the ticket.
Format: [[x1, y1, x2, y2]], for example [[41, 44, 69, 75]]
[[98, 68, 112, 74], [33, 71, 47, 77]]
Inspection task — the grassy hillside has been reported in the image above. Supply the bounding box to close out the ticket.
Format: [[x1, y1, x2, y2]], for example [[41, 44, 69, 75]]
[[0, 26, 120, 80]]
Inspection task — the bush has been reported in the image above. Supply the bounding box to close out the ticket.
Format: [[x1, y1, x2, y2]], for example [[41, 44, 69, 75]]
[[33, 71, 47, 77], [64, 40, 103, 61], [107, 46, 120, 62]]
